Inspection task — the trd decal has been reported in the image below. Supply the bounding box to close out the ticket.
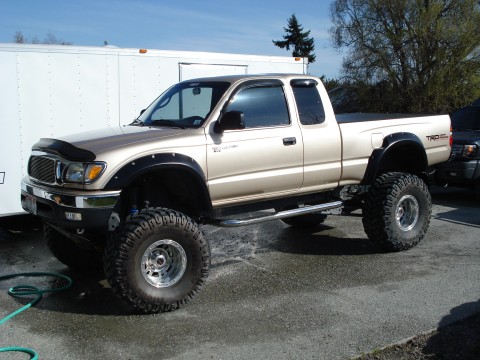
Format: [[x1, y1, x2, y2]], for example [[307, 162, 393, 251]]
[[426, 134, 448, 141]]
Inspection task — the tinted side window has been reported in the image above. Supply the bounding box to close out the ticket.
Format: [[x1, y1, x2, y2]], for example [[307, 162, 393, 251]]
[[292, 84, 325, 125], [226, 86, 290, 128]]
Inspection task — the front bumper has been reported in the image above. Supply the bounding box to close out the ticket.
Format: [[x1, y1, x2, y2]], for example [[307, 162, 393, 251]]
[[21, 177, 121, 229], [435, 159, 480, 187]]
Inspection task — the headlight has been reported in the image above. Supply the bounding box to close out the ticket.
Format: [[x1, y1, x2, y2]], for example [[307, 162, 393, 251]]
[[63, 162, 106, 184], [461, 144, 478, 158]]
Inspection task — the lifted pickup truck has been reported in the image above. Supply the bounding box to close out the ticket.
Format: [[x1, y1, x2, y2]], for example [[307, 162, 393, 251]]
[[21, 74, 451, 313]]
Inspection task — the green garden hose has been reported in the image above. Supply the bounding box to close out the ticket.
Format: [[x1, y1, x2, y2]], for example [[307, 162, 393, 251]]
[[0, 272, 73, 359]]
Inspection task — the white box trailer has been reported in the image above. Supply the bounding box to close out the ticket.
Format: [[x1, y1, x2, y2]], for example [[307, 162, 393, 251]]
[[0, 43, 307, 217]]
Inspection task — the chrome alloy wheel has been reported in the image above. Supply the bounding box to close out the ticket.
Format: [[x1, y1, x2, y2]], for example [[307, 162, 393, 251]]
[[395, 195, 419, 231], [141, 239, 187, 288]]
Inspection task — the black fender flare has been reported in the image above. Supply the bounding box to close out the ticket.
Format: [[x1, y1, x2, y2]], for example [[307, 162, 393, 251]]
[[103, 152, 212, 211], [361, 132, 428, 185]]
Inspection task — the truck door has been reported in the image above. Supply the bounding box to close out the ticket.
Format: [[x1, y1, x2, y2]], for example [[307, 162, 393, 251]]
[[290, 79, 342, 190], [206, 80, 303, 206]]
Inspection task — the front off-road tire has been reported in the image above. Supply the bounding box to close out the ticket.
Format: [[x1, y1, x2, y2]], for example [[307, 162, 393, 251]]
[[104, 208, 210, 314], [362, 172, 432, 251], [44, 224, 102, 269]]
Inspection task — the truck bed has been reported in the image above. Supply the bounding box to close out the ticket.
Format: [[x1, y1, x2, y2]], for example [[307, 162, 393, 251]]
[[336, 113, 431, 123], [336, 113, 451, 184]]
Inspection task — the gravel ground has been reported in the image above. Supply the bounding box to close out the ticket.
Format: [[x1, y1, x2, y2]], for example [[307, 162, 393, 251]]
[[354, 312, 480, 359]]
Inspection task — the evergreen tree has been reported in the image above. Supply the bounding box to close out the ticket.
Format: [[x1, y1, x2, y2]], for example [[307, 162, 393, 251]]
[[273, 14, 316, 63]]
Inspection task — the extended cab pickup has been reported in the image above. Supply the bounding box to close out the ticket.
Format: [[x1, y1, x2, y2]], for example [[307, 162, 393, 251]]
[[20, 74, 451, 313]]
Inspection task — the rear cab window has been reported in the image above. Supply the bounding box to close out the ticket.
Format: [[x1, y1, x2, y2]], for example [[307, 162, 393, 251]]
[[291, 79, 325, 125]]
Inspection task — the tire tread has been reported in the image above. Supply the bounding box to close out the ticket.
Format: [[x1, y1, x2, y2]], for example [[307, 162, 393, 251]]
[[362, 172, 431, 252], [104, 207, 210, 314]]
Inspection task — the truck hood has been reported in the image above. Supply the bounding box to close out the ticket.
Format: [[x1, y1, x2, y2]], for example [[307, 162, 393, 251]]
[[452, 130, 480, 144], [58, 125, 187, 155]]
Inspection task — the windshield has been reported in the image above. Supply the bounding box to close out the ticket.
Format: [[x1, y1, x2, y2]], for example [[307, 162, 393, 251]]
[[452, 107, 480, 131], [137, 81, 230, 128]]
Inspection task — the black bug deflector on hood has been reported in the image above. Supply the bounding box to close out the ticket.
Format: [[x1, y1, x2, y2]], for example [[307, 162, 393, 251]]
[[32, 138, 96, 161]]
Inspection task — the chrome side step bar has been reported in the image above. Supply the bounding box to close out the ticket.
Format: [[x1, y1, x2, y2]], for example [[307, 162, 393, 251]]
[[213, 201, 343, 228]]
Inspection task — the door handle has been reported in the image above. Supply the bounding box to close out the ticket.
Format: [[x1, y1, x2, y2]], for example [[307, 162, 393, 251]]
[[283, 137, 296, 146]]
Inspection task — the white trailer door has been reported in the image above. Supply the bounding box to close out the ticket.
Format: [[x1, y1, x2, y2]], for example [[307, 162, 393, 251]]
[[0, 50, 23, 216], [179, 63, 247, 81]]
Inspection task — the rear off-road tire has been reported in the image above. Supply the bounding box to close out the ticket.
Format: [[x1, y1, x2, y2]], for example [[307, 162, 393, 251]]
[[362, 172, 432, 252], [104, 208, 210, 314]]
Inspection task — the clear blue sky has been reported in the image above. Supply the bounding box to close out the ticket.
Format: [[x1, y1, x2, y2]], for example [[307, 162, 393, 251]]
[[0, 0, 343, 78]]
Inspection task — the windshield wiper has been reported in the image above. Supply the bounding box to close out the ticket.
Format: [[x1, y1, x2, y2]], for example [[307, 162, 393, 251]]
[[148, 119, 186, 129]]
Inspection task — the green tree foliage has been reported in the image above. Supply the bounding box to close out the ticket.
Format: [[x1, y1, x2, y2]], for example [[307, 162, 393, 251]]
[[330, 0, 480, 113], [320, 75, 340, 91], [13, 31, 72, 45], [273, 14, 316, 63]]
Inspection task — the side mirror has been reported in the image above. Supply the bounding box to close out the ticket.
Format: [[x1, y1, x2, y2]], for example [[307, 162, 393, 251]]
[[214, 111, 245, 133], [140, 109, 146, 116]]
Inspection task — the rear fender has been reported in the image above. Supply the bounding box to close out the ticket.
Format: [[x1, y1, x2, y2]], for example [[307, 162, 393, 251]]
[[361, 133, 428, 185]]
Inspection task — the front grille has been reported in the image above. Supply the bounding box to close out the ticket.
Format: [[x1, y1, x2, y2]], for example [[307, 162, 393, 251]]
[[451, 144, 463, 158], [29, 156, 56, 184]]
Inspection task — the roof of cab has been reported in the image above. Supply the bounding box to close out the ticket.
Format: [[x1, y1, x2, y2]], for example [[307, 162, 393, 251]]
[[181, 73, 319, 84]]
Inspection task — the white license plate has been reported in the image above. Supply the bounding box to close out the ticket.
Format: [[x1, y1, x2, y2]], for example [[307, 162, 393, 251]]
[[23, 194, 37, 215]]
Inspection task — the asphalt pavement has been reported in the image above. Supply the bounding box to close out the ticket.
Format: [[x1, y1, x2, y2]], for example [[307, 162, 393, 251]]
[[0, 186, 479, 359]]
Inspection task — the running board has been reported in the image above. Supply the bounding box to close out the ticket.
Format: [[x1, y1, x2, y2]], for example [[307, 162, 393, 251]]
[[213, 201, 343, 228]]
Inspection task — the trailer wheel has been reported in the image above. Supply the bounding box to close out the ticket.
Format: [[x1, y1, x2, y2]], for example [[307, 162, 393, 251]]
[[362, 172, 431, 251], [104, 208, 210, 314], [281, 213, 327, 228], [44, 224, 102, 269]]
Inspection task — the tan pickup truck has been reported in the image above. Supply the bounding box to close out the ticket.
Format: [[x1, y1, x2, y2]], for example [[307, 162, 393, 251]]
[[21, 74, 451, 313]]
